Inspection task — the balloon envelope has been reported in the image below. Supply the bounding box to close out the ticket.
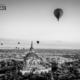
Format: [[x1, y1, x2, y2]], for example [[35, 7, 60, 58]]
[[18, 42, 20, 44], [37, 41, 39, 44], [1, 43, 3, 45], [54, 8, 63, 21], [15, 47, 17, 49]]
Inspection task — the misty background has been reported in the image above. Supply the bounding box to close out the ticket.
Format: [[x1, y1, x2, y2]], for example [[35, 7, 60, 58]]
[[0, 0, 80, 49]]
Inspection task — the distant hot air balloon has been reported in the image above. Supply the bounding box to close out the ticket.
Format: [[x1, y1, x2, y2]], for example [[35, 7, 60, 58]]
[[15, 47, 17, 49], [1, 43, 3, 45], [37, 41, 39, 44], [18, 42, 20, 44], [23, 48, 25, 50], [54, 8, 63, 21]]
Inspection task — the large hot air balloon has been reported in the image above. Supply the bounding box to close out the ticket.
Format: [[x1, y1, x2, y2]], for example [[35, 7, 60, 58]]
[[54, 8, 63, 21]]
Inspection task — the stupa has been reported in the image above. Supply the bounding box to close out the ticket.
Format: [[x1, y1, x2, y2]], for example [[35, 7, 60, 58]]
[[20, 42, 51, 75]]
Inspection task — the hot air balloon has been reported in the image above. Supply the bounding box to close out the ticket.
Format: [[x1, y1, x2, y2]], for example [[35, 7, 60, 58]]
[[1, 43, 3, 45], [15, 47, 17, 49], [18, 42, 20, 44], [54, 8, 63, 21], [18, 47, 19, 49], [37, 41, 39, 44]]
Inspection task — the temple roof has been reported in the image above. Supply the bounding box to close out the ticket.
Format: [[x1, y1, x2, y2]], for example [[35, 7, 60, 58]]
[[24, 42, 39, 60], [24, 52, 39, 60]]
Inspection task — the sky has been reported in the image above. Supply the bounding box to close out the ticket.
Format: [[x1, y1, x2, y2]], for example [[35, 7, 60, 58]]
[[0, 0, 80, 49]]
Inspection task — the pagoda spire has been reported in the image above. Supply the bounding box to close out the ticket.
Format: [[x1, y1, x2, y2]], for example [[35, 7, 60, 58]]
[[29, 41, 34, 51], [31, 41, 33, 48]]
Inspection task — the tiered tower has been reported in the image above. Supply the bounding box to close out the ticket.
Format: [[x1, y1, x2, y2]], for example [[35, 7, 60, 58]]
[[29, 42, 34, 52]]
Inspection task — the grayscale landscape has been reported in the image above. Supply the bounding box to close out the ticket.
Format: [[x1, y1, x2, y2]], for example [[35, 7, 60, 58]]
[[0, 0, 80, 80]]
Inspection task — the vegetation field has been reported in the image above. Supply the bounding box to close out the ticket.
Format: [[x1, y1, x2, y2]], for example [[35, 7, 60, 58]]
[[0, 49, 80, 80]]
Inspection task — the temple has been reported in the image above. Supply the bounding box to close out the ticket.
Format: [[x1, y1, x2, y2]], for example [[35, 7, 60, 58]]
[[20, 42, 51, 75]]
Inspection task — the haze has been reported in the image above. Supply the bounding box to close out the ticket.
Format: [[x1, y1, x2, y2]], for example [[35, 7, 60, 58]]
[[0, 0, 80, 49]]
